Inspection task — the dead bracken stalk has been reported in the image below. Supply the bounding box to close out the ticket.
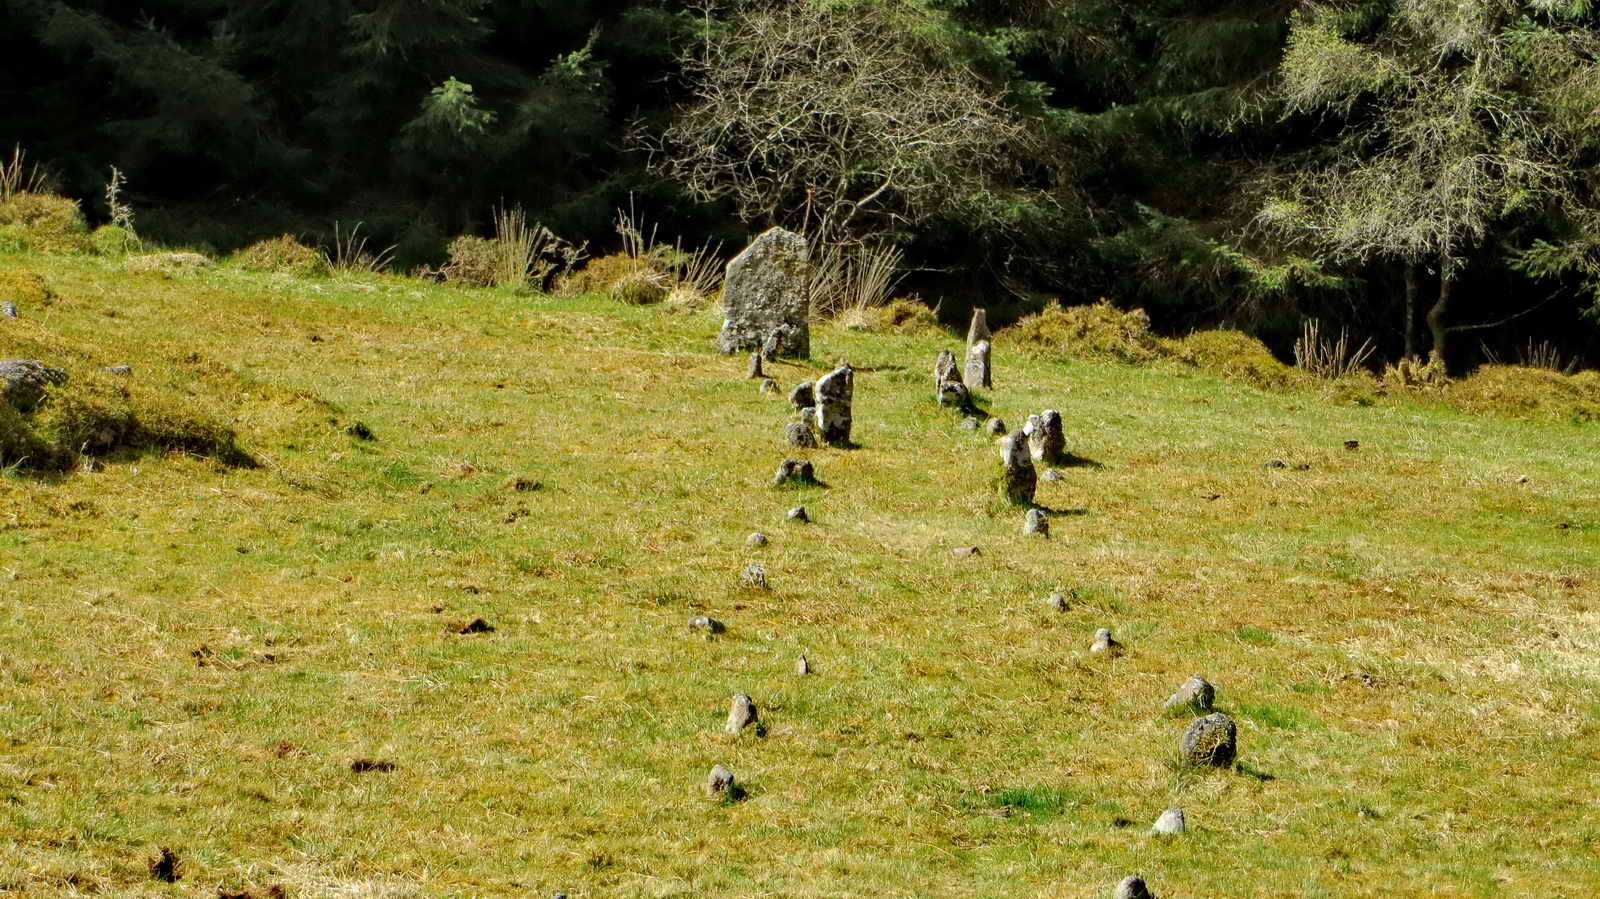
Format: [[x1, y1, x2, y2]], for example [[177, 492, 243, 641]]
[[1, 145, 48, 203], [1294, 318, 1375, 378]]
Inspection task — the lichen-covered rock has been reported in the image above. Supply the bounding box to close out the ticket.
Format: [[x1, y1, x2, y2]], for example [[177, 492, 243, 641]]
[[785, 420, 818, 448], [1152, 807, 1185, 836], [985, 417, 1006, 436], [773, 458, 816, 487], [1164, 676, 1216, 716], [966, 339, 991, 389], [1113, 875, 1153, 899], [726, 693, 759, 734], [1029, 409, 1065, 465], [789, 380, 815, 410], [0, 360, 67, 412], [998, 431, 1036, 505], [747, 352, 764, 379], [718, 227, 810, 358], [1090, 627, 1120, 654], [1180, 712, 1238, 767], [814, 364, 853, 447], [934, 349, 968, 407], [706, 764, 735, 797], [1023, 508, 1049, 537], [967, 307, 991, 345]]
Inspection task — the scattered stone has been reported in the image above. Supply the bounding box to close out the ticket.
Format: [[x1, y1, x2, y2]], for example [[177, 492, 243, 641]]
[[796, 654, 810, 675], [1028, 409, 1065, 465], [346, 421, 374, 440], [350, 758, 396, 773], [759, 377, 778, 394], [149, 847, 180, 883], [689, 616, 726, 634], [814, 364, 853, 446], [726, 693, 759, 734], [1152, 807, 1186, 836], [747, 352, 764, 379], [1046, 591, 1069, 612], [740, 565, 768, 589], [1090, 627, 1120, 654], [1041, 468, 1062, 482], [1262, 459, 1287, 469], [746, 532, 769, 548], [1, 302, 16, 319], [965, 340, 992, 389], [0, 359, 68, 412], [985, 417, 1006, 436], [706, 764, 736, 797], [1023, 508, 1049, 537], [457, 617, 494, 635], [785, 420, 818, 448], [504, 475, 541, 492], [1180, 712, 1238, 767], [718, 227, 810, 358], [951, 545, 982, 559], [960, 416, 980, 431], [1163, 676, 1216, 716], [938, 378, 970, 408], [1344, 439, 1360, 451], [1113, 875, 1153, 899], [998, 431, 1037, 506], [786, 505, 809, 523], [789, 380, 815, 410], [772, 458, 816, 487]]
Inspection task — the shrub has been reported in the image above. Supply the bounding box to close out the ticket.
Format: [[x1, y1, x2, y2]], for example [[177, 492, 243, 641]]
[[0, 269, 55, 307], [872, 297, 943, 335], [235, 235, 330, 277], [0, 400, 56, 469], [610, 266, 670, 305], [125, 252, 212, 277], [0, 192, 91, 255], [0, 225, 30, 253], [1436, 365, 1600, 422], [1004, 301, 1163, 364], [437, 235, 498, 287], [554, 253, 639, 296], [90, 224, 141, 257], [1163, 330, 1309, 391]]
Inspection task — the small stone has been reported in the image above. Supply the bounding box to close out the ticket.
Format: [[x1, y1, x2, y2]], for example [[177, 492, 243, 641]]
[[726, 692, 759, 734], [951, 545, 981, 559], [985, 417, 1006, 436], [1023, 508, 1049, 537], [1, 302, 16, 319], [788, 380, 815, 410], [1113, 875, 1153, 899], [1262, 459, 1287, 469], [1090, 627, 1120, 654], [1046, 591, 1069, 612], [746, 532, 769, 548], [785, 420, 818, 448], [795, 654, 810, 675], [1152, 807, 1185, 836], [786, 505, 809, 523], [457, 617, 494, 634], [689, 616, 726, 634], [1041, 468, 1062, 482], [747, 352, 764, 379], [772, 458, 817, 487], [1344, 439, 1360, 451], [759, 378, 778, 394], [938, 379, 970, 408], [706, 764, 735, 797], [740, 565, 767, 589], [1163, 676, 1215, 716], [998, 431, 1037, 506], [0, 359, 68, 413], [960, 416, 980, 431], [1180, 712, 1238, 767]]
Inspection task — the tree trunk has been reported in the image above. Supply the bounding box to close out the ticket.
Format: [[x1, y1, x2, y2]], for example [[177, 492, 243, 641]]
[[1403, 262, 1420, 359], [1427, 267, 1454, 372]]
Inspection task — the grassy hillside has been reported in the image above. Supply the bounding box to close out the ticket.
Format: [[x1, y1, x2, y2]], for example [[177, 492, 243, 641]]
[[1, 250, 1597, 898]]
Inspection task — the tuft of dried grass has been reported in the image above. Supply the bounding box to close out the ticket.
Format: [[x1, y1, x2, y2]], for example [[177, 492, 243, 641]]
[[1294, 318, 1375, 379]]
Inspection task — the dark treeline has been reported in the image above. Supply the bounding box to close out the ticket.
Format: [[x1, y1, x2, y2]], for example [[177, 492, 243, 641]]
[[6, 0, 1600, 370]]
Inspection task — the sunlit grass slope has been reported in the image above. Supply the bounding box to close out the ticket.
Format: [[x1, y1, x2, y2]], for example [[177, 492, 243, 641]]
[[1, 251, 1597, 897]]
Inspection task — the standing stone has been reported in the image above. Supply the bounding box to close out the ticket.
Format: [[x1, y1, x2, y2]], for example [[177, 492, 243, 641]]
[[1090, 627, 1120, 654], [1023, 508, 1049, 537], [966, 307, 991, 346], [0, 360, 68, 412], [706, 764, 736, 797], [747, 352, 764, 379], [1180, 712, 1238, 767], [814, 364, 853, 447], [1029, 409, 1065, 465], [985, 417, 1006, 436], [795, 655, 810, 675], [726, 693, 759, 734], [785, 420, 818, 449], [934, 350, 968, 407], [1046, 591, 1069, 612], [786, 505, 810, 523], [998, 431, 1036, 506], [1152, 807, 1186, 836], [788, 380, 815, 410], [746, 532, 769, 548], [759, 378, 778, 394], [965, 340, 991, 389], [772, 458, 816, 487], [1113, 875, 1154, 899], [1163, 676, 1216, 716], [718, 227, 810, 358]]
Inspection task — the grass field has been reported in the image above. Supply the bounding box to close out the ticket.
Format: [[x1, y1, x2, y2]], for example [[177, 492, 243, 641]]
[[1, 249, 1598, 897]]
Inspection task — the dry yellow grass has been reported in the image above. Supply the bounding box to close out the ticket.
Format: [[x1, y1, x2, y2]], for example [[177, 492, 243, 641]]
[[0, 250, 1597, 897]]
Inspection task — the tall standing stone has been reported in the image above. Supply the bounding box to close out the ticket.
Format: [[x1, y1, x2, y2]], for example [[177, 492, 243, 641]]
[[726, 693, 759, 734], [966, 307, 991, 346], [1029, 409, 1065, 465], [935, 350, 968, 407], [965, 340, 991, 389], [998, 431, 1036, 506], [718, 227, 810, 358], [814, 364, 853, 447]]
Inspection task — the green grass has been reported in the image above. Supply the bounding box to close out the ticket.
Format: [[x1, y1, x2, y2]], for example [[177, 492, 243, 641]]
[[2, 249, 1599, 896]]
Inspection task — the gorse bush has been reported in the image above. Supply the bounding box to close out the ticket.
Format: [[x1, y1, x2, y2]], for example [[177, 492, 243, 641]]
[[90, 224, 140, 257], [0, 191, 91, 255], [235, 235, 330, 277], [1005, 302, 1163, 364]]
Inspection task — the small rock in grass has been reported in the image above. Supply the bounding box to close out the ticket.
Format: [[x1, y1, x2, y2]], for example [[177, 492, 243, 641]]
[[746, 532, 769, 548], [457, 617, 494, 634], [795, 654, 810, 675], [759, 378, 778, 394], [149, 847, 180, 883], [1023, 508, 1049, 537], [1113, 875, 1153, 899], [706, 764, 735, 797], [1262, 459, 1287, 469], [747, 352, 764, 379], [1041, 468, 1063, 482], [951, 545, 981, 559], [985, 417, 1006, 436], [1046, 591, 1069, 612], [960, 416, 980, 431], [104, 364, 132, 376], [1344, 439, 1360, 451], [786, 505, 810, 523], [1152, 807, 1185, 836], [785, 420, 818, 448], [740, 565, 768, 589], [689, 616, 725, 634], [350, 758, 396, 773], [788, 380, 814, 410], [1, 302, 17, 319], [726, 693, 759, 734], [1163, 676, 1215, 716], [772, 458, 816, 487], [1180, 712, 1238, 767], [1090, 627, 1120, 654]]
